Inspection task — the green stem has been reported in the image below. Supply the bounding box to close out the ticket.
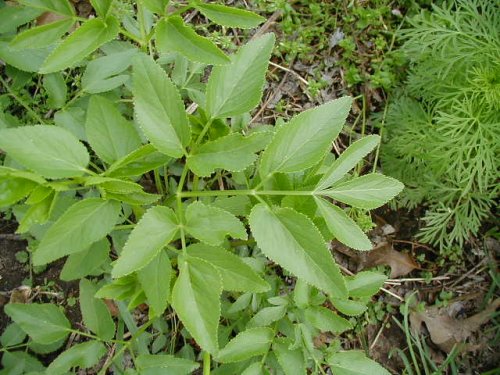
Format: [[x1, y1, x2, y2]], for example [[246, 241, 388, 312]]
[[119, 28, 144, 45], [176, 165, 190, 254], [195, 119, 214, 146], [0, 76, 45, 124], [178, 189, 315, 198], [203, 351, 211, 375]]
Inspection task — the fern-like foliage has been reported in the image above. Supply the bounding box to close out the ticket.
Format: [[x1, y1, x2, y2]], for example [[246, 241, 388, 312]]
[[381, 0, 499, 249]]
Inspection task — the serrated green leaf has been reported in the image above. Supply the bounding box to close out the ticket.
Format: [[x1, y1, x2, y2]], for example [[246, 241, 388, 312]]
[[86, 95, 142, 164], [247, 305, 286, 328], [156, 16, 229, 65], [0, 125, 89, 179], [0, 323, 27, 347], [40, 17, 119, 73], [195, 3, 265, 29], [44, 72, 67, 109], [304, 306, 352, 333], [54, 106, 87, 140], [18, 0, 75, 16], [0, 176, 38, 208], [0, 351, 45, 374], [185, 201, 247, 245], [95, 275, 138, 301], [316, 135, 380, 190], [133, 53, 190, 157], [314, 197, 372, 251], [84, 176, 144, 193], [187, 131, 272, 176], [4, 303, 70, 344], [273, 338, 306, 375], [60, 239, 110, 281], [330, 298, 367, 316], [260, 97, 352, 177], [82, 49, 137, 93], [327, 351, 391, 375], [112, 206, 178, 278], [206, 33, 274, 118], [217, 327, 274, 363], [172, 256, 222, 354], [346, 271, 387, 298], [106, 190, 161, 205], [135, 354, 199, 375], [0, 42, 52, 72], [79, 279, 115, 341], [249, 204, 347, 299], [33, 198, 121, 265], [141, 0, 169, 15], [187, 243, 269, 293], [104, 144, 171, 177], [90, 0, 113, 17], [10, 18, 74, 50], [47, 340, 107, 375], [137, 250, 171, 317], [212, 195, 252, 217], [0, 5, 42, 33], [17, 189, 55, 233], [320, 174, 404, 209]]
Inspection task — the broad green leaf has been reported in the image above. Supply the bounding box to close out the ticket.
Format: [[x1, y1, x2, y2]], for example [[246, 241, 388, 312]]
[[133, 53, 190, 157], [0, 125, 89, 179], [206, 33, 274, 118], [106, 190, 160, 205], [54, 107, 87, 140], [40, 17, 120, 73], [0, 176, 38, 208], [320, 174, 404, 209], [33, 198, 121, 265], [135, 354, 199, 375], [0, 42, 52, 72], [249, 204, 347, 299], [60, 239, 110, 281], [304, 306, 352, 333], [346, 271, 387, 298], [18, 0, 75, 16], [330, 298, 367, 316], [112, 206, 178, 278], [172, 256, 222, 354], [246, 305, 286, 328], [316, 135, 380, 190], [141, 0, 169, 15], [105, 144, 171, 177], [84, 176, 145, 193], [327, 351, 390, 375], [0, 323, 27, 347], [315, 197, 372, 251], [79, 279, 115, 341], [44, 72, 67, 109], [293, 278, 310, 309], [212, 195, 252, 217], [156, 16, 230, 65], [90, 0, 113, 17], [4, 303, 70, 344], [137, 250, 171, 317], [0, 351, 45, 374], [195, 3, 265, 29], [47, 340, 107, 375], [17, 189, 55, 233], [187, 243, 269, 293], [86, 95, 142, 164], [82, 49, 137, 93], [10, 18, 74, 49], [0, 5, 42, 33], [187, 131, 272, 176], [273, 338, 306, 375], [185, 201, 247, 245], [260, 97, 352, 177], [95, 275, 138, 301], [241, 362, 264, 375], [217, 327, 274, 363]]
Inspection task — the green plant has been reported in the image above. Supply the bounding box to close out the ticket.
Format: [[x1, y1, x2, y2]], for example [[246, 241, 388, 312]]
[[0, 0, 403, 373], [381, 0, 499, 250]]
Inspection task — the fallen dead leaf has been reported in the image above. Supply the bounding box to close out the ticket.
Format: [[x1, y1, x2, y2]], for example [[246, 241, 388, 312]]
[[410, 298, 500, 353], [9, 285, 31, 304]]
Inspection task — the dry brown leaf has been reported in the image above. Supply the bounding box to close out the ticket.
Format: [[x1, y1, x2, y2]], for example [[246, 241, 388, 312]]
[[410, 298, 500, 352], [9, 285, 31, 304], [362, 243, 419, 277], [36, 12, 67, 26]]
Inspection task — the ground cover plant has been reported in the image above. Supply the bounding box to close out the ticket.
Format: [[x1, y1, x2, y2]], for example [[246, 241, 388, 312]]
[[381, 0, 499, 250], [0, 0, 405, 373]]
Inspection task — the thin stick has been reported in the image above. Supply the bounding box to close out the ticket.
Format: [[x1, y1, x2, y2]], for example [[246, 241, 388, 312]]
[[268, 61, 309, 86], [370, 314, 390, 350]]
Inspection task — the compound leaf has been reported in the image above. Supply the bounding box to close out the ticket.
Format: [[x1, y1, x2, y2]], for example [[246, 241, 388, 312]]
[[0, 125, 89, 179], [4, 303, 70, 344], [249, 204, 347, 299], [217, 327, 274, 363], [156, 16, 229, 65], [133, 53, 190, 157], [187, 243, 269, 293], [33, 198, 121, 265], [195, 3, 265, 29], [185, 201, 247, 246], [206, 33, 274, 118], [172, 256, 222, 354], [260, 97, 352, 177], [112, 206, 178, 278]]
